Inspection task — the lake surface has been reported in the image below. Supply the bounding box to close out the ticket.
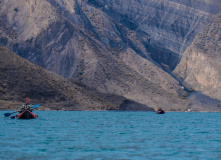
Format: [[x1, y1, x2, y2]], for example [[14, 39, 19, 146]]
[[1, 111, 221, 160]]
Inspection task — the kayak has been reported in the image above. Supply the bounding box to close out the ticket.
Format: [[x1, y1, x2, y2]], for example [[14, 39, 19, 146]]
[[16, 110, 38, 119], [156, 110, 165, 114]]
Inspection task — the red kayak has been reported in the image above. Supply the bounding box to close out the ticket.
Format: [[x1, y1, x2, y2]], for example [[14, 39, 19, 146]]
[[16, 110, 38, 119]]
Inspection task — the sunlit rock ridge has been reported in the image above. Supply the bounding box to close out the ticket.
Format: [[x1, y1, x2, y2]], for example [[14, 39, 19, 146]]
[[173, 14, 221, 101], [0, 0, 220, 111]]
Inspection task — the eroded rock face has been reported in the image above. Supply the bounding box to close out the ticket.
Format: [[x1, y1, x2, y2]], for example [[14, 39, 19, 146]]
[[0, 44, 155, 111], [1, 0, 219, 73], [83, 0, 220, 69], [0, 0, 220, 111], [173, 15, 221, 100]]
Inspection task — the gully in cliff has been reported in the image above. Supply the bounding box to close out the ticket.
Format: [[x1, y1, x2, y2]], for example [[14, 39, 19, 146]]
[[156, 107, 165, 114], [4, 98, 40, 119]]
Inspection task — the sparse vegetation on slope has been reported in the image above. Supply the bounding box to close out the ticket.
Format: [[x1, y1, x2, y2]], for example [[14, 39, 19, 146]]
[[0, 0, 220, 111], [173, 14, 221, 103], [0, 45, 153, 111]]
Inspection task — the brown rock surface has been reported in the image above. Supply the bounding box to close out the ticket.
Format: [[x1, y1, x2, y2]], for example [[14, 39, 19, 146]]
[[174, 15, 221, 100], [0, 0, 220, 111], [0, 44, 154, 111]]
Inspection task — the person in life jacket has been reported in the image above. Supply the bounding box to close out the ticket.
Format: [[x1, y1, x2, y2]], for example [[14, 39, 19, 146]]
[[20, 98, 32, 112]]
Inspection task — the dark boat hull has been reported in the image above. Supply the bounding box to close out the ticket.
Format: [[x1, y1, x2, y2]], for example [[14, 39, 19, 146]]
[[157, 110, 165, 114], [16, 111, 38, 119]]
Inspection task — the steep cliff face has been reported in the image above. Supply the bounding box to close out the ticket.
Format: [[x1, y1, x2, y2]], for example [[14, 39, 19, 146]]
[[0, 0, 220, 111], [84, 0, 220, 69], [173, 14, 221, 100], [0, 44, 154, 111]]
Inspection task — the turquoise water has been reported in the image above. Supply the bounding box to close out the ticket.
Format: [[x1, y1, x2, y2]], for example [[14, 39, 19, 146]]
[[1, 111, 221, 160]]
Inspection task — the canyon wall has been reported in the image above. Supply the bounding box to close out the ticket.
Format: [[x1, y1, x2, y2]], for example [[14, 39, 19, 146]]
[[174, 14, 221, 100], [0, 0, 220, 111]]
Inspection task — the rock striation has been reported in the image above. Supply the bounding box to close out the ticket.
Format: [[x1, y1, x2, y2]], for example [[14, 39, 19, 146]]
[[0, 0, 220, 111], [83, 0, 220, 69], [0, 44, 154, 111], [173, 14, 221, 101]]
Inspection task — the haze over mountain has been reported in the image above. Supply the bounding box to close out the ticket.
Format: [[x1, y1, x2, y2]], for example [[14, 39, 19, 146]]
[[0, 0, 220, 111]]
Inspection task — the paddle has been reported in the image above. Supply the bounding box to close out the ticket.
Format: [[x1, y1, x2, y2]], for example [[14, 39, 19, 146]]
[[31, 104, 40, 109], [4, 111, 19, 117], [9, 104, 40, 119], [4, 104, 40, 117], [10, 116, 16, 119]]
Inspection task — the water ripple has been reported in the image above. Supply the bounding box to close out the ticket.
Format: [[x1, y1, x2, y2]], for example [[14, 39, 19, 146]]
[[1, 111, 221, 159]]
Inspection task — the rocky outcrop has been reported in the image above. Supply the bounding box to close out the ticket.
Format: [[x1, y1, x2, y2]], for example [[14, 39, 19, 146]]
[[84, 0, 220, 69], [0, 0, 220, 111], [0, 44, 154, 111], [173, 14, 221, 100]]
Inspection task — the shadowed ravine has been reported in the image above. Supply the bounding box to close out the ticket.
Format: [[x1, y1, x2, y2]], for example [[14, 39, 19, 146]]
[[0, 0, 220, 111]]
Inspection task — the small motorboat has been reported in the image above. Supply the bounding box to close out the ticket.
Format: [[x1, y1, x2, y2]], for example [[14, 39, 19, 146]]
[[16, 110, 38, 119]]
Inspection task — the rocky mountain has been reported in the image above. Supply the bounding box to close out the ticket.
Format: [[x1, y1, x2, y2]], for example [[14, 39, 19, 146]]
[[84, 0, 220, 69], [0, 0, 220, 111], [0, 44, 154, 111], [173, 14, 221, 101]]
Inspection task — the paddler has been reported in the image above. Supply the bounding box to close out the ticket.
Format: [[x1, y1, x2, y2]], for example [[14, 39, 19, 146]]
[[19, 98, 32, 112]]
